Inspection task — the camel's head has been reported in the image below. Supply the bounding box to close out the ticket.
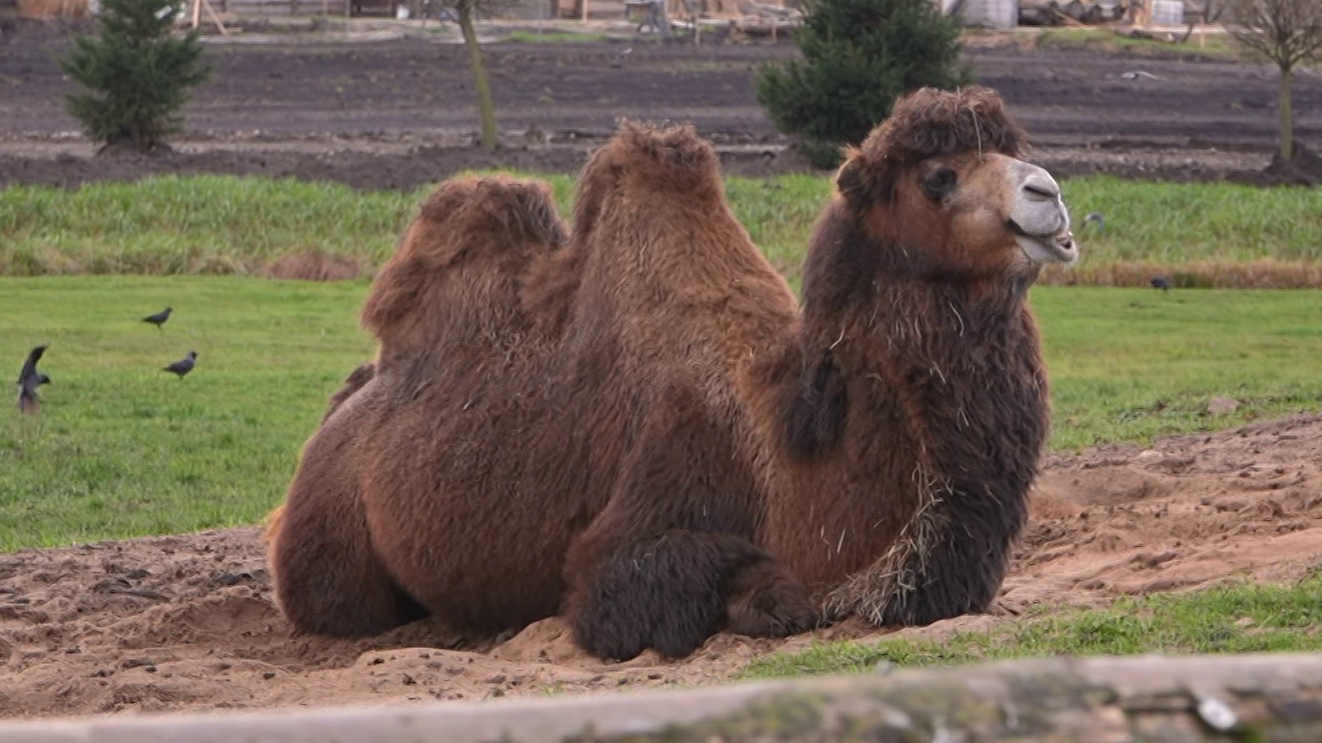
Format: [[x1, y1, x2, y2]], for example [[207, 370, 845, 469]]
[[833, 86, 1076, 283]]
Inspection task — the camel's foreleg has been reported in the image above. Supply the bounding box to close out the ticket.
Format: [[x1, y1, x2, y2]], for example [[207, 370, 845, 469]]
[[565, 530, 817, 661], [561, 385, 818, 660]]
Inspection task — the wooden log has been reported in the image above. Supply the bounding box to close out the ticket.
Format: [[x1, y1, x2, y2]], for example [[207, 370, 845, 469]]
[[5, 654, 1322, 742]]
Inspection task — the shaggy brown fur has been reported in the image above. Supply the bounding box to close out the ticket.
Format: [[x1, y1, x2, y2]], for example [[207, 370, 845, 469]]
[[268, 86, 1066, 659]]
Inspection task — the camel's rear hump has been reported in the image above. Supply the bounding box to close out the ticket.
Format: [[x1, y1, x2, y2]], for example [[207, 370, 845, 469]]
[[361, 176, 569, 359]]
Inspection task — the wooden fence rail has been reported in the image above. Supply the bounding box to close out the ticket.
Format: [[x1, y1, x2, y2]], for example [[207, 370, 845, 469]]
[[4, 653, 1322, 742]]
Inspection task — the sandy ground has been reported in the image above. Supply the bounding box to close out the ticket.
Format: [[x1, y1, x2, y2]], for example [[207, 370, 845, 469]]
[[2, 413, 1318, 720]]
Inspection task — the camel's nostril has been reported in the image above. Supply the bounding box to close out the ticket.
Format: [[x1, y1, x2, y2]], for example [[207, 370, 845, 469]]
[[1023, 180, 1058, 201]]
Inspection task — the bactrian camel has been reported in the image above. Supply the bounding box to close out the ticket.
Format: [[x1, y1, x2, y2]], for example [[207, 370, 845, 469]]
[[266, 86, 1078, 660]]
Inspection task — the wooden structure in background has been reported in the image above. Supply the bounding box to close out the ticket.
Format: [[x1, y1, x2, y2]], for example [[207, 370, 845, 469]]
[[14, 0, 88, 17], [190, 0, 231, 33]]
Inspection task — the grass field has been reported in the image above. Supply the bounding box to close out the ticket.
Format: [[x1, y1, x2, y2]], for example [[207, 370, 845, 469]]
[[3, 175, 1320, 287], [0, 277, 373, 551], [1, 277, 1318, 551], [744, 570, 1322, 678], [1034, 287, 1320, 447]]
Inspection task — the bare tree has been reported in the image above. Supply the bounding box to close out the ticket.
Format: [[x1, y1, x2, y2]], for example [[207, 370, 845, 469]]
[[1224, 0, 1322, 160], [431, 0, 501, 149]]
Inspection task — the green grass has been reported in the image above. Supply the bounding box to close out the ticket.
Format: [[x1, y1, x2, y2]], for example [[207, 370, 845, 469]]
[[1062, 177, 1322, 264], [502, 30, 608, 43], [1, 278, 1319, 551], [0, 276, 374, 551], [743, 571, 1322, 678], [5, 175, 1322, 286], [1034, 287, 1321, 449], [0, 176, 423, 276], [1030, 27, 1246, 60]]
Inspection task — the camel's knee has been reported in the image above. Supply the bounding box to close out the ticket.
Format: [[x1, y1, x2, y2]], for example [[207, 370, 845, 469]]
[[267, 497, 426, 638], [565, 531, 811, 661]]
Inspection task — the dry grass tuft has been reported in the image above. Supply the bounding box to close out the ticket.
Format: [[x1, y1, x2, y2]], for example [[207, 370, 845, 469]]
[[1041, 260, 1322, 289], [261, 251, 363, 282]]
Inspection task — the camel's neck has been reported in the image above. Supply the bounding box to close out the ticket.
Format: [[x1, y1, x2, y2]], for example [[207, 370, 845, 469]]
[[848, 277, 1047, 487], [775, 265, 1049, 622], [791, 259, 1048, 468]]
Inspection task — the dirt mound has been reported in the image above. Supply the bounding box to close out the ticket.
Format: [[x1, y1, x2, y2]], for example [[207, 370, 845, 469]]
[[1259, 144, 1322, 187], [1, 413, 1320, 720]]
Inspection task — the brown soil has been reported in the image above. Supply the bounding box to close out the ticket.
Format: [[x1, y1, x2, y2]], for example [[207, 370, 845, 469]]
[[1, 21, 1320, 188], [2, 414, 1319, 720]]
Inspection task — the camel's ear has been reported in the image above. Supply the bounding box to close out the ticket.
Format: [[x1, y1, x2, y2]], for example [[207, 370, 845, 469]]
[[835, 149, 884, 208], [838, 145, 908, 210], [835, 152, 865, 200]]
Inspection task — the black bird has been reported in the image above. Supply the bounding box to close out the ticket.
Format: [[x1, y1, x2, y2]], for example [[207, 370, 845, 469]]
[[163, 351, 197, 379], [1083, 212, 1105, 234], [1151, 276, 1172, 292], [16, 344, 51, 415], [143, 307, 173, 331]]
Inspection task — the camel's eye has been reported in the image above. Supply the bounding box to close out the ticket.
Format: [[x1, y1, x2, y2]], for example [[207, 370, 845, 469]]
[[921, 166, 958, 201]]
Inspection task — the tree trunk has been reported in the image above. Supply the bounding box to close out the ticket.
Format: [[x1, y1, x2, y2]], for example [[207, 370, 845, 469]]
[[457, 3, 498, 151], [1279, 64, 1294, 161]]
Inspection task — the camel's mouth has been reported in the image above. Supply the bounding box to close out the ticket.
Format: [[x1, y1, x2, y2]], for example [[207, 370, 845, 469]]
[[1009, 220, 1078, 265]]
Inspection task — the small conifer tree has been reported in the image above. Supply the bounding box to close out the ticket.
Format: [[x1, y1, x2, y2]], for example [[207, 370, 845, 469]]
[[756, 0, 972, 167], [60, 0, 211, 153]]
